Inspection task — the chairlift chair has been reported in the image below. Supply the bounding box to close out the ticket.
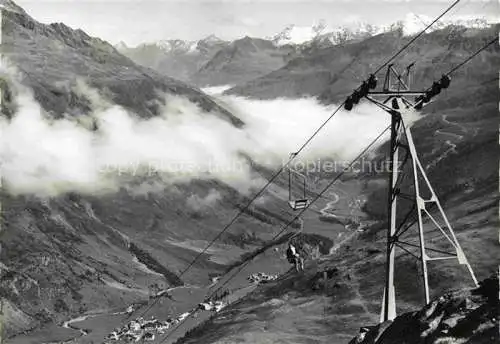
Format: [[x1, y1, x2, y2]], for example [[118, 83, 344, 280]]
[[288, 153, 311, 211], [289, 198, 310, 210]]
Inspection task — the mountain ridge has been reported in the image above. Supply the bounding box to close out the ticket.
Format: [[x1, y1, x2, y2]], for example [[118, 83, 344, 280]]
[[116, 15, 495, 88], [0, 1, 243, 127]]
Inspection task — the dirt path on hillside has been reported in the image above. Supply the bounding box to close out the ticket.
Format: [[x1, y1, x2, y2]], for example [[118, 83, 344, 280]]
[[426, 114, 468, 170]]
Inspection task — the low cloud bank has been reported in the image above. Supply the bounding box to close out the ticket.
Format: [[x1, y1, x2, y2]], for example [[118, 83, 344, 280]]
[[0, 67, 419, 197]]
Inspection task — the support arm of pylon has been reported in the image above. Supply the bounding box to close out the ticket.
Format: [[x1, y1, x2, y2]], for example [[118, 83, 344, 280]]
[[404, 124, 478, 287], [404, 124, 431, 304]]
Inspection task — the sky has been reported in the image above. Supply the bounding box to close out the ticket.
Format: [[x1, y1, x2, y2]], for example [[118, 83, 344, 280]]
[[13, 0, 499, 46]]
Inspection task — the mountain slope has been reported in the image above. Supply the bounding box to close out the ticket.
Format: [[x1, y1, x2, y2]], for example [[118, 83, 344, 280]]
[[0, 0, 241, 127], [189, 36, 297, 87]]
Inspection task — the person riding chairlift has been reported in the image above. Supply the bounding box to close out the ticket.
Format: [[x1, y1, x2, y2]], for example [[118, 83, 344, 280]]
[[286, 242, 304, 272]]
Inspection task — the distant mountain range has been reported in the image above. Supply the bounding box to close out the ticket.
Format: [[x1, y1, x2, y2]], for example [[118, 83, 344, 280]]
[[116, 34, 225, 57], [114, 35, 228, 84], [116, 14, 494, 87], [269, 14, 492, 46]]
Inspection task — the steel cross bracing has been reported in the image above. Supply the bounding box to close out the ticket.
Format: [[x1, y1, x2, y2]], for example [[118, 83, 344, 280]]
[[366, 64, 478, 323], [382, 63, 415, 92]]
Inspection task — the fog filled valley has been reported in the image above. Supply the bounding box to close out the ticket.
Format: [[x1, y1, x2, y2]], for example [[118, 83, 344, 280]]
[[0, 1, 498, 344]]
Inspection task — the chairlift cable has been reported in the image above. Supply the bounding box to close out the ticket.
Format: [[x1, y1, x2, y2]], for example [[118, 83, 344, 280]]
[[157, 125, 391, 344], [109, 102, 344, 338], [445, 37, 497, 76], [159, 34, 498, 344], [110, 1, 471, 337], [172, 0, 467, 289], [177, 102, 345, 279], [174, 0, 468, 282]]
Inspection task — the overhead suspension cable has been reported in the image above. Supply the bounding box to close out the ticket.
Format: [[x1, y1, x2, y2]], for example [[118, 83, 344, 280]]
[[445, 37, 497, 75], [158, 125, 391, 344], [113, 0, 472, 336], [415, 36, 498, 106], [158, 31, 499, 344], [177, 0, 467, 284], [115, 101, 346, 331]]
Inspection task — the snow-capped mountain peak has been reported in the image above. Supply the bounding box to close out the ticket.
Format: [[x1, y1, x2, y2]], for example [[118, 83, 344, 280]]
[[270, 24, 326, 46]]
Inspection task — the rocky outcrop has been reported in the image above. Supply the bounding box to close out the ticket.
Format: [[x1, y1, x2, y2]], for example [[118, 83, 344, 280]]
[[349, 276, 499, 344]]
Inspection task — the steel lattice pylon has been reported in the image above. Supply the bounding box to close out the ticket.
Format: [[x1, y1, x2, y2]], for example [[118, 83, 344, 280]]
[[364, 64, 478, 323]]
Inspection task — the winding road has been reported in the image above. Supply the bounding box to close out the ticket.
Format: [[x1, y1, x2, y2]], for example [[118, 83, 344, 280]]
[[62, 315, 90, 337], [425, 114, 469, 170]]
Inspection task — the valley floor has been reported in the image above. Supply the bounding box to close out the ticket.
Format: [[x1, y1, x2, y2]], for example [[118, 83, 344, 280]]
[[6, 179, 370, 344]]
